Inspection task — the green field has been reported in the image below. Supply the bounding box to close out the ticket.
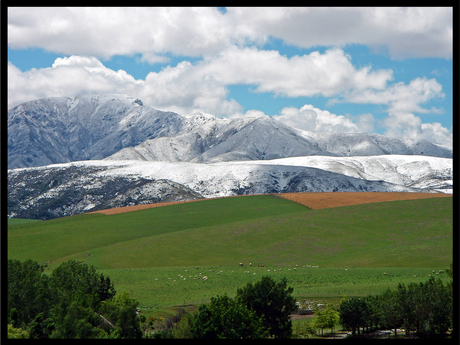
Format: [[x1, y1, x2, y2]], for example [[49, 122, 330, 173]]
[[8, 194, 453, 316], [7, 218, 42, 225]]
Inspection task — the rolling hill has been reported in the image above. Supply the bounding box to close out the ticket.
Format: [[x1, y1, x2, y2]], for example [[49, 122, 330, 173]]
[[8, 194, 452, 270]]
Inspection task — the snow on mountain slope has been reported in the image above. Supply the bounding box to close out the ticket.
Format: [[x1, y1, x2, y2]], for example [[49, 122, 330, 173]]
[[7, 94, 186, 169], [106, 114, 322, 163], [99, 154, 453, 196], [296, 130, 452, 158], [106, 113, 452, 164], [8, 95, 452, 170], [8, 154, 452, 219]]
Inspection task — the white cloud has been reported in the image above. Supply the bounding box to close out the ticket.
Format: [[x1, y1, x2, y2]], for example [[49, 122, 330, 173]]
[[7, 53, 452, 147], [8, 47, 394, 115], [7, 7, 232, 59], [8, 7, 452, 60], [344, 77, 445, 114], [383, 112, 452, 147], [272, 104, 375, 133], [7, 58, 144, 109], [198, 47, 393, 97]]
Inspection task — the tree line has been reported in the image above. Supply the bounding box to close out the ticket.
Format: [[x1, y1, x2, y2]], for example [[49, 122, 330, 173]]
[[7, 259, 454, 339], [337, 266, 454, 339], [7, 259, 297, 339]]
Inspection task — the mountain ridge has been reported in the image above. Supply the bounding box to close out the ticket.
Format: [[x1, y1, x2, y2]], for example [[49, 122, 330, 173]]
[[8, 154, 452, 220], [8, 94, 452, 169]]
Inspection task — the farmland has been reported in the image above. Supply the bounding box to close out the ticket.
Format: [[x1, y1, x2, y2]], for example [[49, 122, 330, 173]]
[[7, 193, 453, 318]]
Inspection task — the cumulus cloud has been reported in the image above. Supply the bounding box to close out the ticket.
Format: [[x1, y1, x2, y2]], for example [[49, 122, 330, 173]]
[[7, 7, 232, 59], [7, 47, 393, 116], [272, 104, 374, 133], [8, 7, 452, 60], [344, 77, 445, 114], [198, 47, 392, 97], [383, 112, 452, 147], [7, 58, 144, 109]]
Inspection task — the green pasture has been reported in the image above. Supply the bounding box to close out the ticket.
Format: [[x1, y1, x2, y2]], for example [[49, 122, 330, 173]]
[[97, 265, 451, 317], [7, 218, 42, 225], [8, 194, 453, 316]]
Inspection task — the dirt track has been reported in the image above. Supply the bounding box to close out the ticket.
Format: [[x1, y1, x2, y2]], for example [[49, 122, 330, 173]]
[[86, 192, 451, 216]]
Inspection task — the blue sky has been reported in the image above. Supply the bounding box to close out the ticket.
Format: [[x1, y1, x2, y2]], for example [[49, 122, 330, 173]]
[[7, 7, 453, 146]]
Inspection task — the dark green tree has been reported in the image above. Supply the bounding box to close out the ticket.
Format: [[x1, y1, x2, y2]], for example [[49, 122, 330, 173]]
[[377, 288, 402, 336], [408, 277, 451, 336], [7, 259, 51, 328], [27, 312, 54, 339], [338, 297, 368, 336], [235, 276, 298, 338], [189, 295, 268, 339], [99, 291, 143, 339], [49, 301, 101, 339]]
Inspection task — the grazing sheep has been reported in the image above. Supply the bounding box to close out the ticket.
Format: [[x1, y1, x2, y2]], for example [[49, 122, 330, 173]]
[[383, 272, 387, 275], [239, 263, 243, 266], [249, 263, 252, 266]]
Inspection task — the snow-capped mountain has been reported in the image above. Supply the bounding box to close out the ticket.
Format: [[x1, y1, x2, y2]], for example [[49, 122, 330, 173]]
[[7, 94, 453, 220], [7, 94, 186, 169], [8, 94, 452, 169], [8, 155, 452, 220]]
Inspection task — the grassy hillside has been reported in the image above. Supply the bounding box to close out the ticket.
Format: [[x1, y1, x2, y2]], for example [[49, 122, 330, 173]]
[[8, 195, 452, 270], [8, 194, 452, 312], [7, 218, 42, 225], [7, 195, 308, 266]]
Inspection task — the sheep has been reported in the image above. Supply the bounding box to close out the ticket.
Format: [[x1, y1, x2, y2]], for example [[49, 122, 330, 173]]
[[239, 263, 244, 266], [249, 263, 252, 266]]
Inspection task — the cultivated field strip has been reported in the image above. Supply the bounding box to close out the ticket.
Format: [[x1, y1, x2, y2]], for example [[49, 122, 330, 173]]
[[87, 191, 451, 215], [277, 191, 452, 210]]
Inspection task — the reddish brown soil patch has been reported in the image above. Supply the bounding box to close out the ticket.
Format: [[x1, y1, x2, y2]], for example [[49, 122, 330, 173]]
[[86, 199, 203, 215], [276, 192, 452, 210], [87, 192, 451, 216]]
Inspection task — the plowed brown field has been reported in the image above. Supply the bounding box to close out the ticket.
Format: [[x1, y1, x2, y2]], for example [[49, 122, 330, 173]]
[[87, 192, 451, 215], [277, 192, 452, 210]]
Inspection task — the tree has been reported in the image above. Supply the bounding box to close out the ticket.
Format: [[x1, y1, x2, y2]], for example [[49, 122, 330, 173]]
[[173, 312, 194, 339], [292, 320, 317, 339], [378, 288, 402, 336], [313, 304, 340, 335], [7, 259, 51, 328], [189, 295, 268, 339], [7, 324, 30, 339], [49, 301, 101, 339], [338, 297, 368, 336], [236, 276, 298, 338], [99, 291, 143, 339]]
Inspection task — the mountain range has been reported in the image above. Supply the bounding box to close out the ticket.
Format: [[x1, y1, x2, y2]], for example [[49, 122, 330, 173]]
[[7, 94, 453, 220], [8, 94, 452, 170]]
